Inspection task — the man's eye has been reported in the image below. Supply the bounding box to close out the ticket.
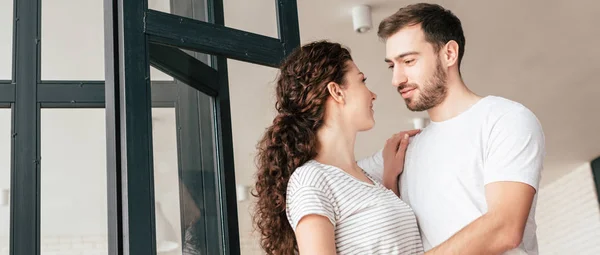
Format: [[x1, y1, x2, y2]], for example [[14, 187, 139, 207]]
[[388, 65, 394, 69], [404, 59, 415, 65]]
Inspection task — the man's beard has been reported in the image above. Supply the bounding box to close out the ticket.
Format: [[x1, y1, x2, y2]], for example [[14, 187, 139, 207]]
[[398, 59, 448, 112]]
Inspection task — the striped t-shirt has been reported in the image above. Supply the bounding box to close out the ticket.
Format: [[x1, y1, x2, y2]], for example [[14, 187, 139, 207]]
[[286, 160, 424, 254]]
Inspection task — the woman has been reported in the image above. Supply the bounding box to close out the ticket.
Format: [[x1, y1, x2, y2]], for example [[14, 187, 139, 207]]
[[253, 41, 424, 255]]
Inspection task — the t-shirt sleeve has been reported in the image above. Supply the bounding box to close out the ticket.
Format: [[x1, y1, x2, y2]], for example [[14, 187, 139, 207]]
[[286, 174, 335, 231], [357, 149, 384, 183], [484, 107, 545, 191]]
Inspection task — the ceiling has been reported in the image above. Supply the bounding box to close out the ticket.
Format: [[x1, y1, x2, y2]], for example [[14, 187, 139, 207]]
[[223, 0, 600, 186]]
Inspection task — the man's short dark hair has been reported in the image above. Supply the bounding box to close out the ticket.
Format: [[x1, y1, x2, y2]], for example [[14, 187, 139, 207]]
[[378, 3, 466, 68]]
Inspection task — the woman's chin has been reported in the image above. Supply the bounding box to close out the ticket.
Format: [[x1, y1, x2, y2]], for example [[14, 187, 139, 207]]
[[358, 119, 376, 132]]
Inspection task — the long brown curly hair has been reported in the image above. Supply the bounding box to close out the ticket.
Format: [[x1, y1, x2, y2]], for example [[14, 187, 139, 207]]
[[252, 41, 353, 255]]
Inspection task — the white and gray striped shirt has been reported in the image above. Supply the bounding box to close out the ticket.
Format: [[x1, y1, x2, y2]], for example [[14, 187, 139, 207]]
[[286, 160, 424, 254]]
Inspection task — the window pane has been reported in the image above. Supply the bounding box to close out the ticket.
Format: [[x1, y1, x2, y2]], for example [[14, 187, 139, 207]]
[[224, 0, 278, 38], [151, 67, 174, 81], [150, 69, 223, 254], [41, 109, 108, 255], [149, 0, 209, 23], [226, 59, 278, 253], [0, 0, 13, 80], [0, 109, 11, 255], [148, 0, 215, 64], [149, 0, 278, 38], [41, 0, 171, 81], [41, 0, 104, 80], [151, 107, 182, 254]]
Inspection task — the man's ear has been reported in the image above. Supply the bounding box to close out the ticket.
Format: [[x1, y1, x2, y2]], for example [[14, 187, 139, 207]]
[[326, 82, 345, 104], [442, 40, 459, 68]]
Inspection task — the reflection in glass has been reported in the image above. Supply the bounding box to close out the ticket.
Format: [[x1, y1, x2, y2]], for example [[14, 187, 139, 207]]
[[151, 68, 222, 254], [152, 107, 183, 254]]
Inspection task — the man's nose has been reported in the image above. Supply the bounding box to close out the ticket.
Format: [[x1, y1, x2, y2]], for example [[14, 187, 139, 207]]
[[392, 68, 408, 87]]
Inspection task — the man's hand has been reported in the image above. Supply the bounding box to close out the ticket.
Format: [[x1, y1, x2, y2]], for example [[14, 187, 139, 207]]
[[382, 129, 420, 195]]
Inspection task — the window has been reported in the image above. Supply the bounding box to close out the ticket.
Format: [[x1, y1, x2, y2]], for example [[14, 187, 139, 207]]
[[40, 0, 171, 81], [150, 68, 224, 254], [40, 109, 108, 255]]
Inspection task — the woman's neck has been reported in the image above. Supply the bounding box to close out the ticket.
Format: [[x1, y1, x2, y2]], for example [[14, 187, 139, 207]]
[[314, 122, 358, 171]]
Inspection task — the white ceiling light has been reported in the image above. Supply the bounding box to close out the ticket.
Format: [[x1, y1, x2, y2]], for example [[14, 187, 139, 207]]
[[352, 5, 372, 33]]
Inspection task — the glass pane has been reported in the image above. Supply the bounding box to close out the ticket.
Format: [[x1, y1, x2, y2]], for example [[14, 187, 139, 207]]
[[149, 0, 209, 23], [148, 0, 215, 64], [224, 0, 278, 38], [152, 67, 174, 81], [0, 109, 11, 255], [150, 70, 223, 254], [41, 109, 108, 255], [0, 0, 13, 80], [41, 0, 172, 81], [151, 107, 182, 254], [149, 0, 278, 38], [226, 59, 278, 253], [41, 0, 104, 80]]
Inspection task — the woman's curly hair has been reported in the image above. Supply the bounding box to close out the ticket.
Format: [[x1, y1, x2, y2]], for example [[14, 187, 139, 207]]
[[252, 40, 352, 255]]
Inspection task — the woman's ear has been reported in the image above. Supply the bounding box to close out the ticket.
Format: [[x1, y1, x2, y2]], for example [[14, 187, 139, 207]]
[[326, 82, 345, 104]]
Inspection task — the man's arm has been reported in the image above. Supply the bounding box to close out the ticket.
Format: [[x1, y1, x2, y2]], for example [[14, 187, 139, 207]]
[[357, 149, 384, 183], [428, 107, 544, 255], [426, 181, 535, 255]]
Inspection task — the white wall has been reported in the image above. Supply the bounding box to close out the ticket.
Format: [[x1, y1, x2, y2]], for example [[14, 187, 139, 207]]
[[536, 163, 600, 254]]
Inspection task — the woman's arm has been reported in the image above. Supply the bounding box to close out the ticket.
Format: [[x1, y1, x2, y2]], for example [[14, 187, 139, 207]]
[[295, 215, 337, 255]]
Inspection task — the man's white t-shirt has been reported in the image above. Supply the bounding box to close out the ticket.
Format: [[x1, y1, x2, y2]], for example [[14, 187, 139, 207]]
[[359, 96, 545, 254]]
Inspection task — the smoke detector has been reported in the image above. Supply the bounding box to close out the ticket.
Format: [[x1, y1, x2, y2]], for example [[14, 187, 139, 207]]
[[352, 5, 372, 33]]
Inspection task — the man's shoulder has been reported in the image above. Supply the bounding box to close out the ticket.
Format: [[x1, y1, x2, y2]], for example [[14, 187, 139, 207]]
[[479, 96, 544, 141], [479, 96, 539, 123], [481, 96, 528, 114]]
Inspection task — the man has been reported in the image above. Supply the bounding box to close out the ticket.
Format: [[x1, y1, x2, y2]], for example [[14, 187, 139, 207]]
[[359, 3, 545, 255]]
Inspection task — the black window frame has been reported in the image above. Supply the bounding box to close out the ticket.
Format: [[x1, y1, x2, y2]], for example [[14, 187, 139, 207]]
[[3, 0, 300, 254]]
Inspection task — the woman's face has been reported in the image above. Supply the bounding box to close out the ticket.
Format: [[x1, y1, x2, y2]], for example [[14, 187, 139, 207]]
[[339, 61, 377, 131]]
